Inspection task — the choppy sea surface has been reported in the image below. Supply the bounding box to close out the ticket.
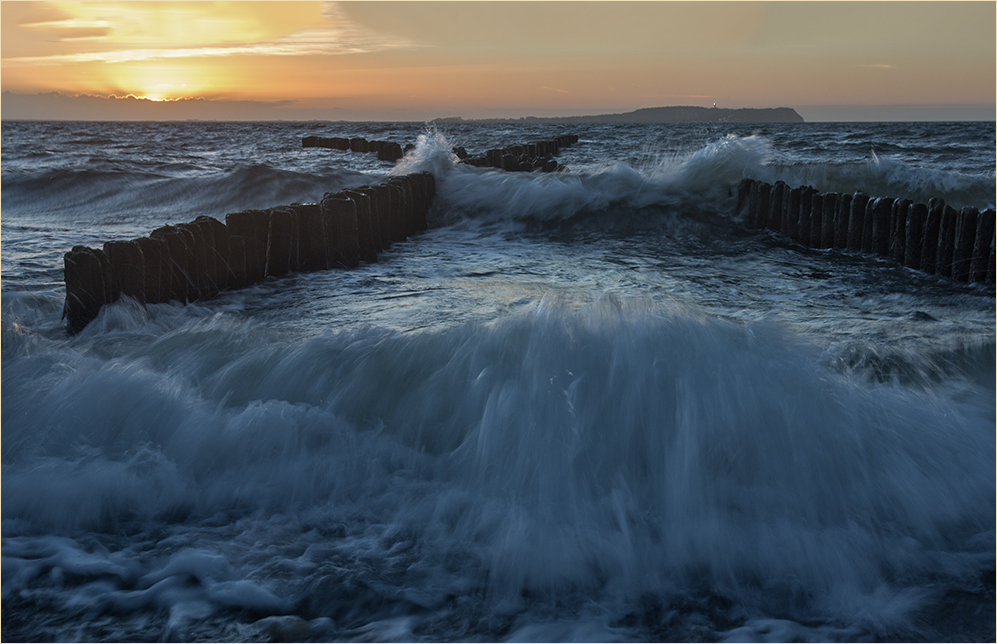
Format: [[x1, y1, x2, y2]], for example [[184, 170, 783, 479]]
[[2, 120, 995, 642]]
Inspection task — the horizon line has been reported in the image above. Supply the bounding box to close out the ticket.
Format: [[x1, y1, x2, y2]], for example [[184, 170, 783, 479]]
[[2, 91, 993, 123]]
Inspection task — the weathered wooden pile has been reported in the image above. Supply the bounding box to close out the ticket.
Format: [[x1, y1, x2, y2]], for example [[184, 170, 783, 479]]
[[455, 134, 579, 172], [302, 133, 581, 173], [737, 178, 996, 286], [302, 135, 409, 162], [63, 172, 436, 334]]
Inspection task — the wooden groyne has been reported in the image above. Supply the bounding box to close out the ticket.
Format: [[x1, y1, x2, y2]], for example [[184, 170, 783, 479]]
[[302, 133, 580, 173], [455, 134, 579, 172], [736, 178, 996, 286], [63, 172, 435, 334], [303, 136, 409, 162]]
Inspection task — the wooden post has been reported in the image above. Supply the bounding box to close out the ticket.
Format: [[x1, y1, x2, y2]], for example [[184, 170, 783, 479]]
[[64, 246, 110, 334], [847, 193, 869, 251], [135, 236, 166, 304], [952, 206, 978, 282], [341, 189, 378, 264], [808, 191, 824, 248], [194, 216, 229, 293], [151, 225, 194, 303], [920, 198, 944, 274], [819, 193, 836, 249], [767, 181, 785, 231], [970, 209, 995, 283], [833, 193, 852, 249], [935, 204, 958, 277], [321, 195, 360, 268], [410, 172, 435, 231], [265, 207, 296, 277], [869, 197, 894, 257], [292, 202, 329, 272], [747, 181, 761, 227], [225, 210, 269, 286], [176, 223, 209, 301], [366, 184, 395, 251], [904, 202, 928, 270], [384, 182, 407, 243], [988, 227, 996, 286], [227, 236, 248, 291], [889, 199, 912, 265], [387, 177, 418, 237], [103, 239, 146, 304], [797, 187, 815, 246]]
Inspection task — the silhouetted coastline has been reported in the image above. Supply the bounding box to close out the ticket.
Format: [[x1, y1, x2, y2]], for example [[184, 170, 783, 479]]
[[433, 105, 805, 124]]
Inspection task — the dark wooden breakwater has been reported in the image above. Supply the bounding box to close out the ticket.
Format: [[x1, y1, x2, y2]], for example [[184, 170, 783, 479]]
[[63, 172, 435, 334], [302, 133, 580, 173], [737, 178, 996, 286], [303, 136, 409, 163], [455, 134, 579, 173]]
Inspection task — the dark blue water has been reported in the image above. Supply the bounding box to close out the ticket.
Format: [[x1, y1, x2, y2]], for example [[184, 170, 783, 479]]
[[2, 120, 994, 642]]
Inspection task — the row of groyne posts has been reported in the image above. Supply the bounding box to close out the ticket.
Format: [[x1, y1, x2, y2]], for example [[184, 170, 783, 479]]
[[303, 133, 580, 173], [453, 134, 579, 173], [737, 178, 996, 286], [63, 133, 582, 334], [302, 135, 410, 162], [63, 173, 434, 334]]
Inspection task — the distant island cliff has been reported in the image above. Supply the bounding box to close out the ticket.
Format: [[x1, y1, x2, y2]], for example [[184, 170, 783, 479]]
[[435, 106, 805, 124]]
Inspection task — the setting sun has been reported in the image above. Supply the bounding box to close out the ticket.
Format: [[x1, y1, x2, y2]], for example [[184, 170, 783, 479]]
[[2, 1, 339, 101], [111, 64, 199, 100]]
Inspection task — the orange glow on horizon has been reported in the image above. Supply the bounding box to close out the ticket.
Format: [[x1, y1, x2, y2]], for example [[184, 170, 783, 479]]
[[1, 2, 993, 121], [109, 64, 199, 101]]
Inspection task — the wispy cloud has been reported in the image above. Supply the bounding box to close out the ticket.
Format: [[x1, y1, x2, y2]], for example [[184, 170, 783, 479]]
[[541, 86, 569, 94], [18, 17, 113, 42], [855, 63, 894, 69], [21, 18, 112, 31], [6, 2, 414, 66]]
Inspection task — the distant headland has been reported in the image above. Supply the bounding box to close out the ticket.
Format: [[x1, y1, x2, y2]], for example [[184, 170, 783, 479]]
[[434, 106, 805, 124]]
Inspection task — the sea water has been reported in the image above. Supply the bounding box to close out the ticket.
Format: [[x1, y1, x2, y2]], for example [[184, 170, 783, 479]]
[[2, 120, 994, 641]]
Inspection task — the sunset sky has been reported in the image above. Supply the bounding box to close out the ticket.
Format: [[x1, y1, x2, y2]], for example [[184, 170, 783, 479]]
[[2, 1, 994, 121]]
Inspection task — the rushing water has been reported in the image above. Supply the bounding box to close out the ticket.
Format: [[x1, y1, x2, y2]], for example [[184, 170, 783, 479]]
[[2, 120, 995, 642]]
